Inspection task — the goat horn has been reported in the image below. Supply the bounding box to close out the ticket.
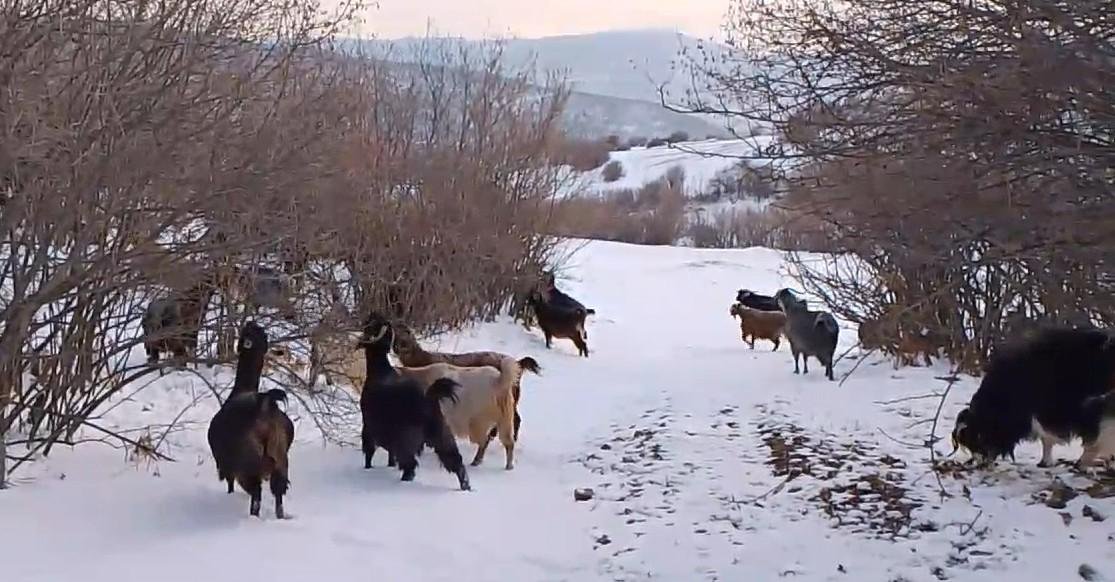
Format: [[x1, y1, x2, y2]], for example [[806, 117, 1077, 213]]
[[367, 325, 388, 343]]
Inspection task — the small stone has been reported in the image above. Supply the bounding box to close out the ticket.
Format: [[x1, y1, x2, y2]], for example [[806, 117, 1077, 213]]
[[1079, 564, 1100, 581], [1083, 505, 1107, 522], [1060, 512, 1074, 526], [600, 443, 612, 450], [574, 488, 595, 501], [595, 534, 612, 546]]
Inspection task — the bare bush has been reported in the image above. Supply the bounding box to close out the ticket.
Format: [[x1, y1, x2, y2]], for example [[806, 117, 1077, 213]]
[[0, 9, 569, 484], [681, 0, 1115, 371], [666, 131, 691, 144], [553, 178, 686, 246], [553, 138, 612, 171], [686, 207, 831, 251], [602, 161, 625, 183]]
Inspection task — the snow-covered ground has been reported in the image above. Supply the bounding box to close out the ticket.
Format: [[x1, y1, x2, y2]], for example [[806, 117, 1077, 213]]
[[3, 241, 1114, 582], [575, 138, 771, 195]]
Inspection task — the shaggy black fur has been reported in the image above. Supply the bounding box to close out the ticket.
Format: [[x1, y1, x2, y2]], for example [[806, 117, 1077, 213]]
[[207, 322, 295, 518], [359, 315, 470, 490], [952, 327, 1115, 467], [775, 289, 839, 381], [528, 275, 594, 357], [736, 289, 781, 312]]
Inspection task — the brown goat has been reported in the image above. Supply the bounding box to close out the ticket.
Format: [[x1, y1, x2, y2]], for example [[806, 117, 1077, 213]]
[[730, 303, 786, 351], [392, 323, 540, 443]]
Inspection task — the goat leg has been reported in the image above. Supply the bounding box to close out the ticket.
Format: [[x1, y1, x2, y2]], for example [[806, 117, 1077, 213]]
[[792, 350, 800, 374]]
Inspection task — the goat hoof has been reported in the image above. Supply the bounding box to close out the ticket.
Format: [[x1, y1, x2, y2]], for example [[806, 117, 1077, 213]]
[[401, 472, 416, 482], [1038, 461, 1054, 469]]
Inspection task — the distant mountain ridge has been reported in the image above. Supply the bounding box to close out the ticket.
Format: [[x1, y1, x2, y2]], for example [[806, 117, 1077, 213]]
[[349, 29, 730, 140]]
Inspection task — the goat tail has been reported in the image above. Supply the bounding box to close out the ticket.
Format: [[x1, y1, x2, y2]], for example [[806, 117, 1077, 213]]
[[426, 378, 460, 406], [517, 357, 542, 376]]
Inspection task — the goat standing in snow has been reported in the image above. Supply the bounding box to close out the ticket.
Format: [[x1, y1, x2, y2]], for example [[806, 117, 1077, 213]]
[[359, 315, 470, 490], [775, 289, 840, 381], [207, 322, 295, 518], [730, 303, 786, 351]]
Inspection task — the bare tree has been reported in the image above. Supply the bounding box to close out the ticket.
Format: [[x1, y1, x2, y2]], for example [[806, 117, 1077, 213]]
[[677, 0, 1115, 371]]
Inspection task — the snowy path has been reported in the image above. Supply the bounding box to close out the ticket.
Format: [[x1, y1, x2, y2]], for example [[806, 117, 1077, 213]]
[[3, 241, 1114, 582]]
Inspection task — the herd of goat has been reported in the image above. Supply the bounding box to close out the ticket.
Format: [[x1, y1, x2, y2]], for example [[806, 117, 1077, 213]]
[[19, 263, 1115, 520], [731, 287, 1115, 477], [198, 270, 595, 518]]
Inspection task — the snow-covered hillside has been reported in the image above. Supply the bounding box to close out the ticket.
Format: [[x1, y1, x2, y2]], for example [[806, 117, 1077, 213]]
[[574, 138, 771, 196], [3, 241, 1113, 582]]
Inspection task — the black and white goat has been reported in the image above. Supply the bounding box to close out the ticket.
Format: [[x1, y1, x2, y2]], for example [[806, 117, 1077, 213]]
[[207, 322, 295, 518], [952, 327, 1115, 469]]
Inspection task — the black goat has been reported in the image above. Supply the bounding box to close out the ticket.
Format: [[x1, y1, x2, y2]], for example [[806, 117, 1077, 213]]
[[736, 289, 781, 312], [359, 314, 470, 490], [527, 272, 595, 357], [775, 289, 840, 381], [142, 277, 216, 368], [952, 327, 1115, 468], [207, 322, 295, 518]]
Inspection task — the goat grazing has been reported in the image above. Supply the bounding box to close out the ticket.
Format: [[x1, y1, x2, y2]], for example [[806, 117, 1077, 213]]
[[392, 322, 541, 442], [952, 327, 1115, 469], [206, 322, 295, 518], [775, 289, 840, 381], [729, 303, 786, 350], [736, 289, 781, 312], [359, 316, 470, 490], [142, 276, 216, 368]]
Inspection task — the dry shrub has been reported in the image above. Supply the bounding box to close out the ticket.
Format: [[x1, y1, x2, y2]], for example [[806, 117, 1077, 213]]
[[666, 131, 690, 144], [627, 136, 648, 148], [553, 137, 612, 171], [0, 5, 569, 483], [686, 207, 828, 251], [602, 160, 625, 183], [681, 0, 1115, 371], [553, 178, 686, 245]]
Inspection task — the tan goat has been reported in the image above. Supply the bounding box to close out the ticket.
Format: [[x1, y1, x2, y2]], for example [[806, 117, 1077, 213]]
[[730, 303, 787, 351]]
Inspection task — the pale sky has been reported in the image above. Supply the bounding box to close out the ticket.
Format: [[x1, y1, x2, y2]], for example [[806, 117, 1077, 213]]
[[340, 0, 731, 39]]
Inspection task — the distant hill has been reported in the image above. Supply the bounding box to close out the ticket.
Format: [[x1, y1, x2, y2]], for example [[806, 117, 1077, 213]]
[[350, 29, 731, 140]]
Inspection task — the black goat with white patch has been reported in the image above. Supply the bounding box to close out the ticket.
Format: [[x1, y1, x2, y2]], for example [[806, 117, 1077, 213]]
[[952, 327, 1115, 469], [775, 289, 839, 381], [207, 322, 295, 518], [359, 314, 470, 490], [736, 289, 781, 312]]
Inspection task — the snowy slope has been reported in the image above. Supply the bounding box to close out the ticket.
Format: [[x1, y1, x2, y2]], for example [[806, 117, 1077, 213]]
[[3, 241, 1114, 582], [576, 138, 771, 195]]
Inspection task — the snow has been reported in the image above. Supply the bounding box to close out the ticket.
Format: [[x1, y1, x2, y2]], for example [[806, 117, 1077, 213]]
[[576, 138, 772, 195], [3, 240, 1114, 582]]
